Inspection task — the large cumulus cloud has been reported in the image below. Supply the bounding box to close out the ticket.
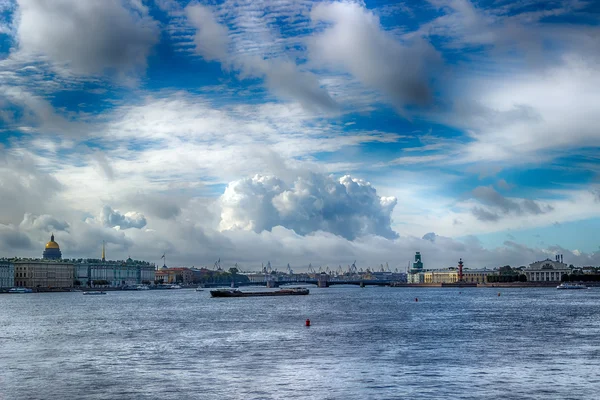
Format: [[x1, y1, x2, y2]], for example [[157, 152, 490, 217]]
[[219, 173, 398, 240]]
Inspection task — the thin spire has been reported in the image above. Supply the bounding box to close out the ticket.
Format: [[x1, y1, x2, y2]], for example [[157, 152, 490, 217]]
[[101, 240, 106, 262], [51, 232, 54, 241]]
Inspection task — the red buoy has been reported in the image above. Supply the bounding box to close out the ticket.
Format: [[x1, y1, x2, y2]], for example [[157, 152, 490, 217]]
[[305, 319, 311, 327]]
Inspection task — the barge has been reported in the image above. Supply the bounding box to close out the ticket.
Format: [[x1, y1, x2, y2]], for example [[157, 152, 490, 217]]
[[210, 288, 309, 297]]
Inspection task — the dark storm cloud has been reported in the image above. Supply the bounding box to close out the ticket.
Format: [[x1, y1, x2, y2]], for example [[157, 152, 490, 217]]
[[470, 207, 500, 222], [0, 149, 65, 225], [126, 193, 184, 220], [0, 228, 33, 250]]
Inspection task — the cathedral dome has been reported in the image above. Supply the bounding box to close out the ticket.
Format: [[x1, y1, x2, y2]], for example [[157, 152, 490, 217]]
[[43, 234, 62, 260], [45, 236, 60, 249]]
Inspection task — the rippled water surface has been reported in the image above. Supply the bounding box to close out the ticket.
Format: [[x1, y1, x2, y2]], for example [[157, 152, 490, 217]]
[[1, 287, 600, 399]]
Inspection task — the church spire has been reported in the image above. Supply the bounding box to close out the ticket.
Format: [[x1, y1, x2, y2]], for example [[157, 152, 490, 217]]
[[51, 233, 54, 242], [101, 240, 106, 262]]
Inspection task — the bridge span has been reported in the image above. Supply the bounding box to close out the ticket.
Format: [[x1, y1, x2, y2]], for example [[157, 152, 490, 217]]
[[203, 279, 395, 288]]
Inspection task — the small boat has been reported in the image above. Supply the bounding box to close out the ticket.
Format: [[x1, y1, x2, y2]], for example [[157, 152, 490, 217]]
[[210, 288, 310, 297], [83, 291, 107, 295], [557, 283, 588, 290], [169, 284, 182, 289], [8, 288, 33, 293], [195, 287, 204, 292]]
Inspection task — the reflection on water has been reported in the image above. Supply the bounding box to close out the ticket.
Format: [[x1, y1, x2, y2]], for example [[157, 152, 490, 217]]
[[1, 287, 600, 399]]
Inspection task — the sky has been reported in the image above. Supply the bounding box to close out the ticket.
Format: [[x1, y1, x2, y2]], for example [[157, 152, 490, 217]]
[[0, 0, 599, 271]]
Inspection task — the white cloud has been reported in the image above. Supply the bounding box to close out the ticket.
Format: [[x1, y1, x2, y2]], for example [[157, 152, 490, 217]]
[[219, 172, 398, 240], [309, 2, 441, 111], [99, 205, 147, 230], [19, 213, 70, 232], [453, 57, 600, 163], [185, 3, 230, 62], [15, 0, 159, 77], [184, 3, 337, 112]]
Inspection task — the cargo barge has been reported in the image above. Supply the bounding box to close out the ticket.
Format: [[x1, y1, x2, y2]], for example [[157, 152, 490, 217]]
[[210, 288, 309, 297]]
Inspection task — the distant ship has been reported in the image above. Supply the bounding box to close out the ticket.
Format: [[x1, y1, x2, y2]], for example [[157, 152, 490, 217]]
[[210, 288, 309, 297], [556, 283, 588, 290], [83, 291, 107, 295], [8, 288, 33, 293]]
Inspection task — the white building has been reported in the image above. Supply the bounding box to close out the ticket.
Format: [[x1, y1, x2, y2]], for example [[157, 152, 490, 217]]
[[525, 255, 570, 282], [75, 258, 155, 287], [407, 272, 425, 284], [0, 261, 14, 288]]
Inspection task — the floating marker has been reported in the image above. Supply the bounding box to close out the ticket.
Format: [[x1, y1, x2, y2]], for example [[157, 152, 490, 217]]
[[305, 319, 311, 327], [415, 297, 418, 302]]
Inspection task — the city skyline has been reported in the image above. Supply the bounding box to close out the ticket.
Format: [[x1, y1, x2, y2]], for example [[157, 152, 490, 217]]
[[1, 0, 599, 269]]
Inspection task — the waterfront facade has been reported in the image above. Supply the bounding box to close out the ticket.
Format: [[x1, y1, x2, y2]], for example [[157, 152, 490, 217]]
[[407, 272, 425, 284], [424, 269, 459, 284], [0, 261, 14, 288], [13, 260, 74, 288], [462, 269, 493, 284], [155, 267, 194, 284], [525, 256, 570, 282], [75, 258, 155, 287]]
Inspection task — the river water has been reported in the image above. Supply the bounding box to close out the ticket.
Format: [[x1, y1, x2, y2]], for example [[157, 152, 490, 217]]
[[1, 286, 599, 399]]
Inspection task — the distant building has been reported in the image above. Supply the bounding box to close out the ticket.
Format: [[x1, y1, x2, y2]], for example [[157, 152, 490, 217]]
[[155, 268, 194, 284], [371, 271, 407, 282], [412, 252, 423, 270], [75, 257, 155, 287], [190, 267, 213, 283], [407, 252, 425, 284], [42, 234, 62, 260], [424, 269, 458, 284], [525, 255, 570, 282], [13, 260, 74, 288], [0, 261, 14, 288], [462, 269, 492, 284]]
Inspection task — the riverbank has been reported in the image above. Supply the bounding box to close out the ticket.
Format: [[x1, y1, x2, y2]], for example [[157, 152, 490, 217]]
[[391, 282, 561, 288]]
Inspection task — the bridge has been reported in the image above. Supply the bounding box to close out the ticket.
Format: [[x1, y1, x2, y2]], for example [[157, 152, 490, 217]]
[[202, 277, 396, 288]]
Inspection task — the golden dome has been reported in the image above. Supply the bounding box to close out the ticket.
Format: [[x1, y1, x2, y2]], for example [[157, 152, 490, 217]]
[[45, 234, 60, 249]]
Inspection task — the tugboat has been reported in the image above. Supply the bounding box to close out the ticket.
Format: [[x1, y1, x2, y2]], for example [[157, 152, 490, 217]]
[[210, 287, 309, 297], [556, 283, 588, 290]]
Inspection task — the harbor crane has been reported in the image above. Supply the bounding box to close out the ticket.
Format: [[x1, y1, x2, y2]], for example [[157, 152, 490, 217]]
[[348, 261, 357, 274]]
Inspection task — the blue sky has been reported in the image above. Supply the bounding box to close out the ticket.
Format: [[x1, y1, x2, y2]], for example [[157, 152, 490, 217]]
[[0, 0, 599, 269]]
